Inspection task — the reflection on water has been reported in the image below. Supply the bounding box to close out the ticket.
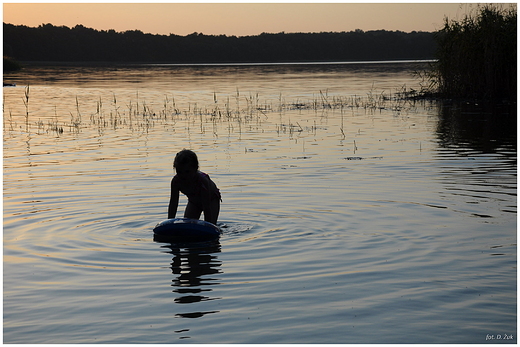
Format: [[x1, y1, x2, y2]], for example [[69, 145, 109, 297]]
[[436, 101, 517, 153], [3, 63, 516, 343], [434, 101, 517, 219], [162, 242, 222, 322]]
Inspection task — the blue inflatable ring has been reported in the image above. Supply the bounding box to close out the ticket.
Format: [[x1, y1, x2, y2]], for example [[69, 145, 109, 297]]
[[153, 218, 221, 242]]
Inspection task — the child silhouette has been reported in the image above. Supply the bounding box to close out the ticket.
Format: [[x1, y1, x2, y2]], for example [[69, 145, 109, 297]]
[[168, 149, 221, 225]]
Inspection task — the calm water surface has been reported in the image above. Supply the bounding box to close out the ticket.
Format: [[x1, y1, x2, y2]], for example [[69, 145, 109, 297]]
[[3, 63, 516, 343]]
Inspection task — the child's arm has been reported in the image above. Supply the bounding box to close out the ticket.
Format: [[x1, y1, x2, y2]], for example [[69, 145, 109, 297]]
[[168, 180, 180, 219]]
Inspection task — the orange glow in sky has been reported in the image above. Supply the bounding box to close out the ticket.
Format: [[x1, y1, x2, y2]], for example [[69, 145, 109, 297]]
[[3, 3, 482, 36]]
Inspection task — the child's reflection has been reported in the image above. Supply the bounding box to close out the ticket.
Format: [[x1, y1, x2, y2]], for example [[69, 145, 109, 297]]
[[163, 242, 222, 319]]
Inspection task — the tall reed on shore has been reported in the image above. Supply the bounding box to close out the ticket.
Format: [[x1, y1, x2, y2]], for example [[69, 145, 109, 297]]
[[434, 4, 516, 100]]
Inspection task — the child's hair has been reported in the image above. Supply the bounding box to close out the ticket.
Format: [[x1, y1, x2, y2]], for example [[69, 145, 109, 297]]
[[174, 149, 199, 169]]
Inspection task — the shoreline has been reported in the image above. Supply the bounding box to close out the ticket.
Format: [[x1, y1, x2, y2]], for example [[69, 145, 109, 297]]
[[18, 59, 436, 68]]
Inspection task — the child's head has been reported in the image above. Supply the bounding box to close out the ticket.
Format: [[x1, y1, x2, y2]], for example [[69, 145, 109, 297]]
[[174, 149, 199, 176]]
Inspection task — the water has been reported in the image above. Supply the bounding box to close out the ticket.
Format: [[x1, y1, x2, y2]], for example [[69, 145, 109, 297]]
[[3, 62, 516, 343]]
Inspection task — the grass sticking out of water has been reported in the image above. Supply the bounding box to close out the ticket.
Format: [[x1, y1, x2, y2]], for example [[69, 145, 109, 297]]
[[3, 87, 424, 140]]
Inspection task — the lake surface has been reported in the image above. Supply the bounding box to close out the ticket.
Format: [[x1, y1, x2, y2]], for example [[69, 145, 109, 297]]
[[3, 62, 516, 343]]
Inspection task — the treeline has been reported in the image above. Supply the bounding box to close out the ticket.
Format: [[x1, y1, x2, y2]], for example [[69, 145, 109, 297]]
[[3, 23, 435, 64]]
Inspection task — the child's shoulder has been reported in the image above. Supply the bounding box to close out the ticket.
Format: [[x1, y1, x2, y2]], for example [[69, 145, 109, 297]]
[[198, 170, 210, 178], [171, 174, 181, 186], [199, 171, 217, 183], [198, 171, 216, 186]]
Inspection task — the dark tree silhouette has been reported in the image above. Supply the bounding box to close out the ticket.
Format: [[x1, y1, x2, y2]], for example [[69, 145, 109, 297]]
[[3, 22, 436, 64]]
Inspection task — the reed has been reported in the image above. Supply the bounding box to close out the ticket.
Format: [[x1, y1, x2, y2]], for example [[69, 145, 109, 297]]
[[319, 90, 332, 108], [433, 4, 516, 100], [340, 109, 345, 139], [48, 106, 63, 135], [4, 85, 422, 141], [22, 85, 29, 130]]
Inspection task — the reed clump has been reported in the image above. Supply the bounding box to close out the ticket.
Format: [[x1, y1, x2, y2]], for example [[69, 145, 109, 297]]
[[4, 87, 420, 139], [432, 4, 516, 100]]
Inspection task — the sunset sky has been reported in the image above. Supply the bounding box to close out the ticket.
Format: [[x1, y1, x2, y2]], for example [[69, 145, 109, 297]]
[[3, 2, 481, 36]]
